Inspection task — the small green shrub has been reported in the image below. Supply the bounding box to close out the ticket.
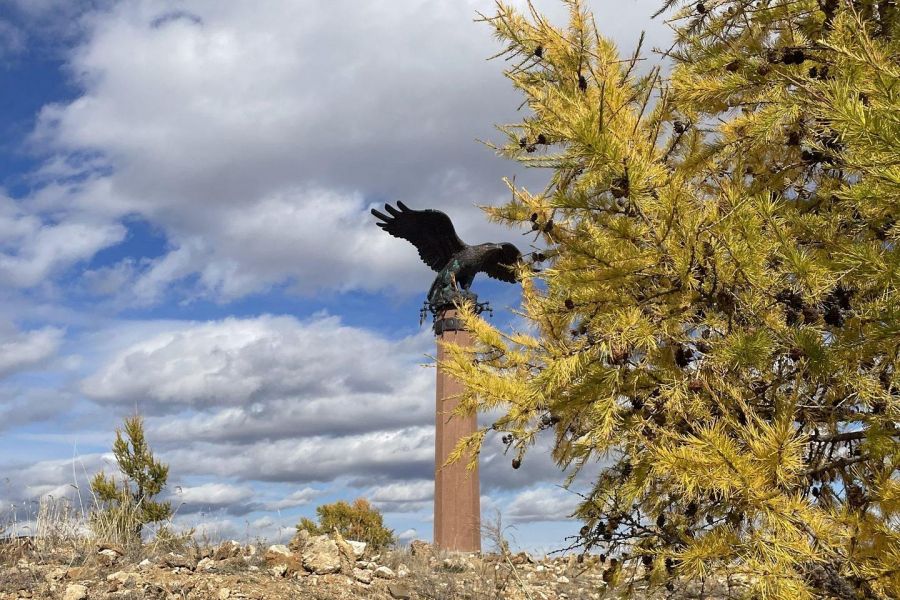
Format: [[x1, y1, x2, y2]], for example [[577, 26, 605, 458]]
[[297, 498, 395, 550], [90, 415, 171, 545]]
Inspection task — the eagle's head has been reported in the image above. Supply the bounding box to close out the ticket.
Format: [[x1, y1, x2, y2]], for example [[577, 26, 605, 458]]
[[495, 242, 521, 262]]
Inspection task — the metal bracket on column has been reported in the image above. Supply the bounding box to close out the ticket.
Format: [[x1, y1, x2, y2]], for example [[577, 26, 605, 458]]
[[433, 317, 464, 335], [422, 291, 493, 336]]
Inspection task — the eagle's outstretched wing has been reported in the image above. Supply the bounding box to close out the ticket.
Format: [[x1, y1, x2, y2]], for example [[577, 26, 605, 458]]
[[480, 243, 522, 283], [371, 201, 466, 272]]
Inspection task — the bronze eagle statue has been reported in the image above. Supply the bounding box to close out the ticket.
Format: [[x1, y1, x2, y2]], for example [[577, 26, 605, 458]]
[[371, 202, 522, 309]]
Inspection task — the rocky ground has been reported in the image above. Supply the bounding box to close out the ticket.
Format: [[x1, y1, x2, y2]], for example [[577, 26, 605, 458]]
[[0, 532, 745, 600]]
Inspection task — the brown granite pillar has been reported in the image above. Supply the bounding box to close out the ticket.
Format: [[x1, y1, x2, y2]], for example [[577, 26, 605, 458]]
[[433, 309, 481, 552]]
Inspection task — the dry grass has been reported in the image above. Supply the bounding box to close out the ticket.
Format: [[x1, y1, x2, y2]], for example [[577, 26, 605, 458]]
[[378, 512, 534, 600], [1, 496, 87, 564], [0, 490, 196, 569]]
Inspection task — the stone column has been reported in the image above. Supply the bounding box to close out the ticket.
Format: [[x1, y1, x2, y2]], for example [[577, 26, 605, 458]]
[[433, 308, 481, 552]]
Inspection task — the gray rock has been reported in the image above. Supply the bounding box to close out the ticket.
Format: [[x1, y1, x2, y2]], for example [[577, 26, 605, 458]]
[[106, 571, 137, 585], [441, 557, 471, 572], [266, 544, 292, 557], [346, 540, 367, 558], [354, 568, 373, 584], [162, 552, 196, 570], [264, 545, 302, 575], [388, 582, 412, 599], [289, 528, 310, 552], [63, 584, 88, 600], [409, 539, 433, 557], [213, 540, 242, 561], [332, 530, 359, 572], [374, 565, 396, 579], [301, 535, 342, 574], [510, 551, 534, 565], [196, 557, 216, 572]]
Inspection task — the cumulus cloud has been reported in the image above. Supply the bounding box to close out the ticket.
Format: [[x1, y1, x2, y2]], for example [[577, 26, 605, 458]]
[[504, 486, 581, 523], [170, 482, 255, 515], [0, 387, 74, 431], [367, 480, 433, 514], [74, 314, 593, 498], [0, 311, 604, 527], [163, 427, 434, 485], [175, 514, 295, 544], [263, 487, 324, 512], [0, 0, 668, 548], [81, 314, 432, 423], [0, 196, 125, 289], [19, 0, 670, 302], [0, 453, 108, 505], [478, 431, 600, 494], [21, 0, 529, 301], [71, 315, 439, 493], [0, 322, 64, 377]]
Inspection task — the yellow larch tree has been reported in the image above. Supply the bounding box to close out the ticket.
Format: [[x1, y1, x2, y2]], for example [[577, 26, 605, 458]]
[[442, 1, 899, 597]]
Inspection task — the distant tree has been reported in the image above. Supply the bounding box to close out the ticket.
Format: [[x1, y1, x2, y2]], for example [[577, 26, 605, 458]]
[[441, 1, 900, 598], [90, 416, 172, 541], [297, 498, 395, 549]]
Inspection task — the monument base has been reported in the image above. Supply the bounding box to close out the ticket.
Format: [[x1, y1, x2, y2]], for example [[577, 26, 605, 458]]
[[433, 308, 481, 553]]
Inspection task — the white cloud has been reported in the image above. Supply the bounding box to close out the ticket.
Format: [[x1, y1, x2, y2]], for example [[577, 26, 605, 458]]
[[175, 516, 241, 544], [264, 488, 324, 511], [0, 0, 668, 549], [0, 387, 75, 431], [163, 426, 434, 485], [0, 0, 672, 305], [0, 452, 109, 504], [0, 19, 25, 57], [0, 196, 124, 289], [504, 486, 581, 523], [0, 313, 601, 523], [250, 515, 274, 530], [175, 513, 295, 544], [20, 0, 669, 302], [172, 482, 254, 508], [397, 528, 418, 542], [81, 314, 432, 423], [0, 323, 64, 377], [121, 188, 434, 303], [368, 480, 433, 513], [370, 480, 433, 503]]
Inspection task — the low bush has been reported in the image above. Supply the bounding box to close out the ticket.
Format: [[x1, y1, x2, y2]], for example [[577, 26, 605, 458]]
[[297, 497, 395, 550]]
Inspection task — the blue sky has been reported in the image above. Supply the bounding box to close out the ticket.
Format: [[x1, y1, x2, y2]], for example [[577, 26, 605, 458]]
[[0, 0, 669, 552]]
